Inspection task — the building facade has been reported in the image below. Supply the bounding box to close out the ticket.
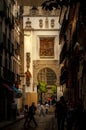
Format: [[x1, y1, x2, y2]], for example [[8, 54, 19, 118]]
[[22, 6, 62, 105], [0, 0, 22, 120], [59, 0, 86, 109]]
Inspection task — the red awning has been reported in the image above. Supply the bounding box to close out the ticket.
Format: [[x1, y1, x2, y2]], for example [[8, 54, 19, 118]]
[[1, 83, 13, 92]]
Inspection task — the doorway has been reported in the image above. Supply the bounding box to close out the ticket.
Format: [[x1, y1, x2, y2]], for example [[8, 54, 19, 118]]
[[37, 67, 57, 102]]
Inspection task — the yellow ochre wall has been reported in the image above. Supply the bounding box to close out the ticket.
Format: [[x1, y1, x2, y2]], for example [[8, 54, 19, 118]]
[[25, 92, 37, 106]]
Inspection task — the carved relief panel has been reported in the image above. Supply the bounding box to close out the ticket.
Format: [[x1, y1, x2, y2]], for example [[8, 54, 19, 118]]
[[40, 37, 54, 58]]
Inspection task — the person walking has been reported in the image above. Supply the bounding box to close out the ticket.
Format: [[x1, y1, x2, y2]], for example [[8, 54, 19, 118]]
[[45, 102, 49, 114], [39, 103, 45, 117], [28, 102, 38, 128], [55, 96, 67, 130]]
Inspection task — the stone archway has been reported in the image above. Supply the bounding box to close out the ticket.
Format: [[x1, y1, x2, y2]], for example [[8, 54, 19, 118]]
[[37, 67, 57, 102], [37, 67, 57, 85], [33, 60, 60, 93]]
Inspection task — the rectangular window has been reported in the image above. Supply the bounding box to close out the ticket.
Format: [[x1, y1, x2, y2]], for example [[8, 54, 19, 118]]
[[40, 37, 54, 58]]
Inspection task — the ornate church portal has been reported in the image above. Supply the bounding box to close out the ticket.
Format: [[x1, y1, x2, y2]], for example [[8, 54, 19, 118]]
[[33, 60, 60, 102]]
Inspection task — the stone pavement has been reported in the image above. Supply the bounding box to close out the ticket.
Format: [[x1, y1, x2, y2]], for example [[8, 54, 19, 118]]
[[0, 105, 56, 130], [0, 115, 24, 129], [29, 114, 56, 130], [0, 114, 57, 130]]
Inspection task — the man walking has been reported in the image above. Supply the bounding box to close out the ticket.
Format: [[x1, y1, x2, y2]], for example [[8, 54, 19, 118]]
[[28, 102, 38, 128]]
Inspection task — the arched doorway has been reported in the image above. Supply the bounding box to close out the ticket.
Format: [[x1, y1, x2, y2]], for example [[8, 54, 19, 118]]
[[37, 67, 57, 103]]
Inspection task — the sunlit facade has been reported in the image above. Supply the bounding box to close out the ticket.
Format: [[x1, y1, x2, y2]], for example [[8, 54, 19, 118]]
[[21, 6, 63, 105]]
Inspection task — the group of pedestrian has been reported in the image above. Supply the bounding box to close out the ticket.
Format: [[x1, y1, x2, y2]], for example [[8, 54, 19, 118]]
[[23, 97, 84, 130], [23, 102, 38, 128], [24, 101, 50, 128], [55, 96, 84, 130], [37, 101, 50, 116]]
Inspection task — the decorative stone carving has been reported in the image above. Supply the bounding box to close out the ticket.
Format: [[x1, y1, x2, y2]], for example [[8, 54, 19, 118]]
[[45, 17, 49, 28], [40, 37, 54, 57], [25, 52, 31, 86], [39, 19, 43, 28], [26, 52, 30, 69], [30, 6, 38, 15], [25, 18, 32, 29], [51, 19, 55, 28]]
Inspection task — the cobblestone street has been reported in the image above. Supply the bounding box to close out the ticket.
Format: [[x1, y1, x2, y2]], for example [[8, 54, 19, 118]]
[[1, 114, 57, 130]]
